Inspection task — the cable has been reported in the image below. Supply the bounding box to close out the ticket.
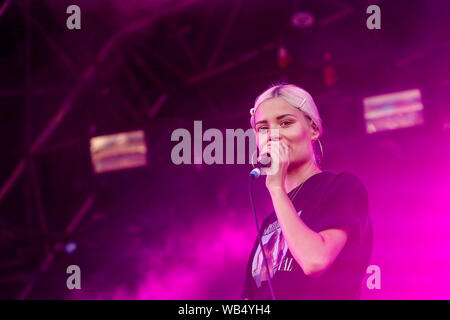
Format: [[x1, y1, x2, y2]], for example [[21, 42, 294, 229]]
[[248, 175, 276, 300]]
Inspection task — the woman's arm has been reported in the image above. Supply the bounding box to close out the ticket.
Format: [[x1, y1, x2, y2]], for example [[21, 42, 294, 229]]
[[260, 140, 348, 277], [269, 187, 348, 277]]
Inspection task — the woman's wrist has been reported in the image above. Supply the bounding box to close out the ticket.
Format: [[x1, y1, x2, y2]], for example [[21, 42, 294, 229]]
[[268, 184, 287, 197]]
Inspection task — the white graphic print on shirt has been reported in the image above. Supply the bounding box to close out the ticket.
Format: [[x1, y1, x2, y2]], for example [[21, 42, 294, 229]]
[[251, 210, 302, 288]]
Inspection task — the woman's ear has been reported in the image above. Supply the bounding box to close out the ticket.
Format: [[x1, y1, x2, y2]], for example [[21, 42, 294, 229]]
[[309, 119, 319, 141], [304, 113, 320, 140]]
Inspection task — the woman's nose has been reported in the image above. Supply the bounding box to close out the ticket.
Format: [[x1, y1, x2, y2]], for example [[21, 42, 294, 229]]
[[267, 129, 280, 142]]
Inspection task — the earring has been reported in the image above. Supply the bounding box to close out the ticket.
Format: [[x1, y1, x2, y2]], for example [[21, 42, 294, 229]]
[[313, 138, 324, 160], [317, 138, 324, 160]]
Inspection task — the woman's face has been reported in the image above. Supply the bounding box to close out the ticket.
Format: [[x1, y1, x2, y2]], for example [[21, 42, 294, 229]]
[[253, 97, 318, 169]]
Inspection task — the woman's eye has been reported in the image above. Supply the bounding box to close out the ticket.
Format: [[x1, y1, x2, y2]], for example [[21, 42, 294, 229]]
[[257, 126, 268, 132], [281, 120, 292, 126]]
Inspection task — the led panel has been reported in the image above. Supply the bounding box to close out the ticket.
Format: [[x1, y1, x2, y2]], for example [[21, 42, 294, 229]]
[[90, 130, 147, 174], [363, 89, 424, 134]]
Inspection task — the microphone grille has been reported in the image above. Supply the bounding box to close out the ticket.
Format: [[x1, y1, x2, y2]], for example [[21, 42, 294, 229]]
[[260, 153, 271, 166]]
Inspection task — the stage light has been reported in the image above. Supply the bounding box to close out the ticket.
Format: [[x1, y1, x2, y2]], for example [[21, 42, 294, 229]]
[[290, 11, 315, 29], [64, 241, 77, 254], [90, 130, 148, 174], [363, 89, 424, 134]]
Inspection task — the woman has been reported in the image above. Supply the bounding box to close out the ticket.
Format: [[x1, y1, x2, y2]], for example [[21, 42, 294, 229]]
[[241, 84, 373, 300]]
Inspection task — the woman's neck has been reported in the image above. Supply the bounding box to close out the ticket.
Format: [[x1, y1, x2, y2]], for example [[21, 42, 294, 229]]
[[285, 160, 322, 194]]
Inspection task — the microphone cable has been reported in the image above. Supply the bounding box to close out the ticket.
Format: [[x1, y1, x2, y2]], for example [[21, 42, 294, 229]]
[[248, 173, 276, 300]]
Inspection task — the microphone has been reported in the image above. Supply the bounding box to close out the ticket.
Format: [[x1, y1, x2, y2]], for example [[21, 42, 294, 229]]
[[249, 153, 271, 179]]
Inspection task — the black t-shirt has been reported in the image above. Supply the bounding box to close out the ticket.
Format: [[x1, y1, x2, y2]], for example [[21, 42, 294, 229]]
[[241, 171, 373, 300]]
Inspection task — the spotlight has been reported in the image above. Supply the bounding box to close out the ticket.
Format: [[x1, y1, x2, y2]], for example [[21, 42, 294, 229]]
[[290, 11, 315, 29], [363, 89, 424, 134], [90, 130, 148, 174], [64, 241, 78, 254]]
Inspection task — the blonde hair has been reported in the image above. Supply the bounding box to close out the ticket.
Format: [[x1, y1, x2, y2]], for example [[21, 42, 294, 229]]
[[250, 84, 323, 136]]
